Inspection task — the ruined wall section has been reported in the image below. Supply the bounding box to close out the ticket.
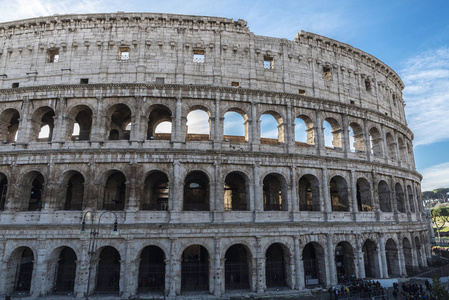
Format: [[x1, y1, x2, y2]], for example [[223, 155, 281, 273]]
[[0, 13, 405, 122]]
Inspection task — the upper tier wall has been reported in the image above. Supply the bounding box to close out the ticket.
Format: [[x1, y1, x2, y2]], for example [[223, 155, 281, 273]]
[[0, 12, 406, 124]]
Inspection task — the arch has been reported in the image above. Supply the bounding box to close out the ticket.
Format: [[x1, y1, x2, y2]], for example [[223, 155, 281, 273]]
[[260, 111, 284, 144], [224, 171, 249, 211], [395, 183, 406, 213], [414, 236, 423, 269], [403, 237, 413, 276], [369, 127, 383, 157], [378, 180, 392, 212], [225, 244, 251, 290], [356, 178, 372, 212], [0, 173, 8, 210], [63, 172, 85, 210], [181, 245, 209, 291], [348, 122, 365, 152], [323, 117, 342, 149], [386, 132, 397, 160], [186, 108, 210, 141], [295, 114, 315, 146], [96, 246, 121, 293], [107, 103, 132, 140], [224, 110, 247, 143], [298, 174, 320, 211], [407, 185, 415, 213], [302, 242, 326, 286], [0, 108, 20, 143], [398, 137, 407, 163], [146, 105, 172, 140], [263, 173, 288, 211], [265, 243, 289, 288], [30, 106, 55, 142], [142, 171, 169, 211], [101, 171, 126, 210], [335, 241, 355, 282], [385, 239, 400, 277], [53, 247, 77, 293], [183, 171, 209, 211], [66, 105, 93, 141], [5, 247, 34, 295], [330, 176, 349, 212], [362, 239, 379, 278], [27, 172, 45, 211], [138, 245, 166, 293]]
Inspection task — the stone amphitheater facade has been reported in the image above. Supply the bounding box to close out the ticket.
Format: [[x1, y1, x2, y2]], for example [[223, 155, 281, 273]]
[[0, 12, 429, 299]]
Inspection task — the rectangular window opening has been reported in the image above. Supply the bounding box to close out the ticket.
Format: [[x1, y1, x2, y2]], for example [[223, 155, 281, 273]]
[[264, 56, 274, 69], [80, 78, 89, 84], [350, 100, 355, 105], [47, 49, 59, 63], [323, 66, 332, 80], [231, 82, 240, 88], [365, 79, 371, 91], [298, 89, 306, 95], [193, 49, 205, 63], [12, 82, 19, 88], [119, 47, 130, 61], [156, 77, 165, 84]]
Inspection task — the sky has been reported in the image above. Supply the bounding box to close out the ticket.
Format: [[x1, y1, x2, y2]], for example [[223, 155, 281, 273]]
[[1, 0, 448, 191]]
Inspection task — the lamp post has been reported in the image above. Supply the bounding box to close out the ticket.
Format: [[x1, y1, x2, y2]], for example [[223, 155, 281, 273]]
[[80, 210, 119, 300]]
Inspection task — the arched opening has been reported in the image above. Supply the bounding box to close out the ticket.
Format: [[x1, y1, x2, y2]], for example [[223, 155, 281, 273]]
[[138, 246, 165, 293], [298, 174, 320, 211], [348, 122, 365, 153], [302, 242, 326, 286], [142, 171, 169, 210], [356, 178, 372, 212], [96, 246, 120, 293], [186, 109, 210, 141], [10, 247, 34, 294], [362, 239, 378, 278], [183, 171, 209, 211], [265, 243, 288, 288], [323, 118, 342, 149], [395, 183, 406, 213], [147, 105, 172, 140], [260, 112, 284, 145], [295, 115, 314, 146], [64, 172, 85, 210], [224, 110, 247, 143], [369, 127, 383, 157], [68, 106, 92, 141], [407, 185, 415, 213], [31, 107, 55, 142], [403, 238, 413, 275], [386, 132, 397, 160], [385, 239, 400, 277], [224, 172, 248, 211], [398, 137, 407, 163], [378, 180, 392, 212], [28, 173, 44, 211], [225, 244, 251, 290], [330, 176, 349, 212], [54, 247, 77, 293], [181, 245, 209, 291], [415, 237, 423, 269], [107, 104, 132, 140], [102, 171, 126, 210], [335, 241, 355, 282], [263, 173, 287, 211], [0, 173, 8, 210], [0, 108, 20, 143]]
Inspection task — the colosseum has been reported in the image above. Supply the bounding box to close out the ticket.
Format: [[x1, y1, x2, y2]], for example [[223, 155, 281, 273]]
[[0, 12, 429, 299]]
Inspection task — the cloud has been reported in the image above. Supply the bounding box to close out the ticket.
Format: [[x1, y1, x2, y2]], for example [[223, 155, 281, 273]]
[[420, 162, 449, 191], [401, 47, 449, 147]]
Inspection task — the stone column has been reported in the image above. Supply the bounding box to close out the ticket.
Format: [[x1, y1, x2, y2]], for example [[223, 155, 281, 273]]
[[122, 239, 138, 298], [341, 114, 349, 157], [170, 161, 181, 223], [355, 234, 365, 278], [322, 168, 330, 218], [172, 96, 183, 143], [213, 237, 222, 296], [90, 96, 104, 142], [397, 237, 406, 276], [326, 234, 336, 286], [51, 97, 67, 143], [130, 96, 143, 141], [350, 170, 357, 216], [255, 237, 264, 293], [213, 97, 222, 150], [253, 163, 261, 212], [31, 243, 48, 298], [16, 96, 31, 144], [250, 101, 260, 152], [362, 119, 371, 161], [294, 237, 305, 290], [168, 238, 179, 297], [379, 234, 388, 278], [290, 166, 298, 216], [285, 103, 293, 151], [315, 110, 323, 155]]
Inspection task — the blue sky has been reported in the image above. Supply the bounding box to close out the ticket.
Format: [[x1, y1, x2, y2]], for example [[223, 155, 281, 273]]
[[1, 0, 448, 191]]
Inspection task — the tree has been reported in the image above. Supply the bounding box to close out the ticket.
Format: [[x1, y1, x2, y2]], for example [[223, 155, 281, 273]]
[[432, 207, 449, 243], [423, 191, 435, 200], [431, 275, 449, 300], [434, 188, 449, 202]]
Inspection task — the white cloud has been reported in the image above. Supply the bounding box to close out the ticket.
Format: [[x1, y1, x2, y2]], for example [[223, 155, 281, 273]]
[[187, 110, 209, 134], [402, 47, 449, 147], [420, 162, 449, 191]]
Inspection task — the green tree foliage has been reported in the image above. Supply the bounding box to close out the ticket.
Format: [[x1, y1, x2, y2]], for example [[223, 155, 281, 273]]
[[434, 188, 449, 202], [432, 207, 449, 242], [423, 191, 435, 200], [431, 275, 449, 300]]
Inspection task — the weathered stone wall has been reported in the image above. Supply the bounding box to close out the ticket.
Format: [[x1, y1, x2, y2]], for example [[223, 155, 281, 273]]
[[0, 13, 428, 299]]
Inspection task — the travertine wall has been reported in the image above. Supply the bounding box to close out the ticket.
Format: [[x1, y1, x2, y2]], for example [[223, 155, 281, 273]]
[[0, 13, 428, 299]]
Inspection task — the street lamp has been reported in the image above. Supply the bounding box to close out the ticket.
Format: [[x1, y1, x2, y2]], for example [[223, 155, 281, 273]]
[[80, 210, 119, 300]]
